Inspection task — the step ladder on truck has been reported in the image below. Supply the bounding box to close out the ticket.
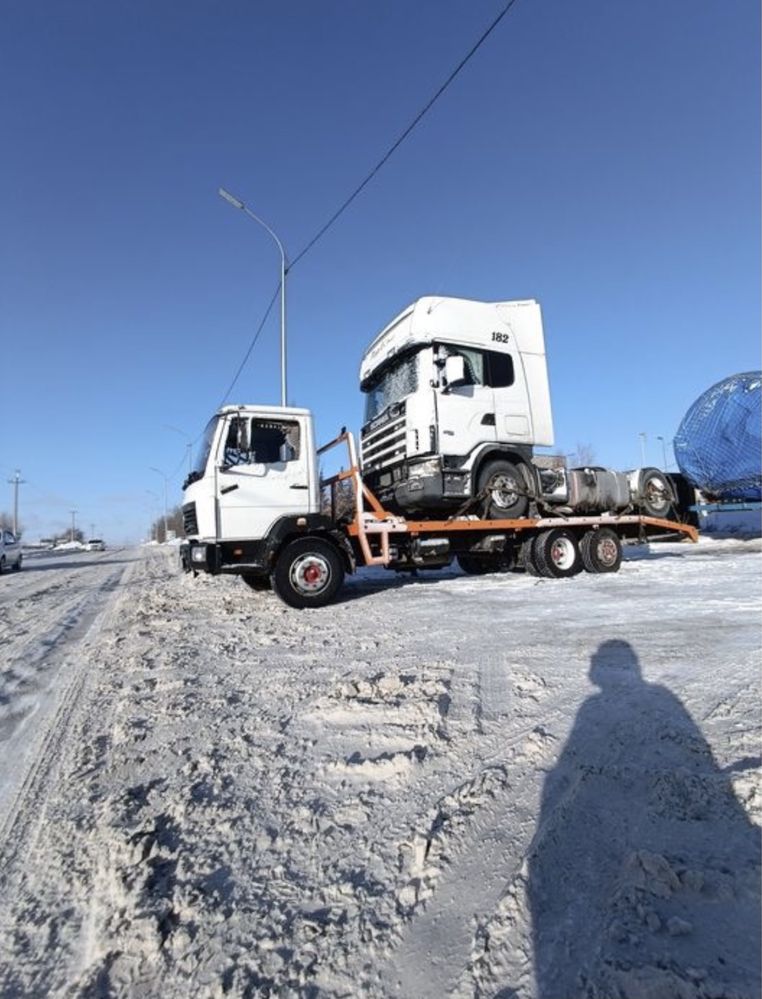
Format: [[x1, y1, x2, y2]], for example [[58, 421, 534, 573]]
[[180, 408, 698, 609]]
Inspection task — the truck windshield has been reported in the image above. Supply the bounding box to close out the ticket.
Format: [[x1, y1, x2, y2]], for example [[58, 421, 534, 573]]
[[191, 418, 218, 478], [363, 351, 419, 422]]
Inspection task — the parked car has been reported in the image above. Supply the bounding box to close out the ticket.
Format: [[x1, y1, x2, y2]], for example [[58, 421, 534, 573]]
[[0, 530, 22, 572], [86, 539, 105, 551]]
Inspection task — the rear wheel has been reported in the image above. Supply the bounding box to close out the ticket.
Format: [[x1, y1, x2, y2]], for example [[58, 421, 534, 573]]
[[271, 537, 345, 609], [580, 527, 622, 573], [457, 553, 513, 575], [12, 554, 22, 571], [532, 528, 582, 579], [477, 460, 529, 520], [639, 469, 674, 519], [518, 535, 540, 576], [457, 555, 493, 575]]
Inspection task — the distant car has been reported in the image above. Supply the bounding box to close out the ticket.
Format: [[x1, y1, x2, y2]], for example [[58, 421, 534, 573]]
[[86, 539, 105, 551], [0, 530, 22, 572]]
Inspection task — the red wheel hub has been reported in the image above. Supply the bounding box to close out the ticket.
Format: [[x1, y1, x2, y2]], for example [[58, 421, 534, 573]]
[[304, 565, 322, 584]]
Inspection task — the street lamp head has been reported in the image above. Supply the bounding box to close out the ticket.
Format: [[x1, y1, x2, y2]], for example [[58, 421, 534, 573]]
[[219, 187, 244, 211]]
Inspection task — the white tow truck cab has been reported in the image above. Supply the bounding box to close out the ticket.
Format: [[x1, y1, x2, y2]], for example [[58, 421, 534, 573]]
[[182, 405, 354, 578], [360, 296, 554, 517]]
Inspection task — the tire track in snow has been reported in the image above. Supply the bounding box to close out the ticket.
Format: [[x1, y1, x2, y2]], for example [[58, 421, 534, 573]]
[[0, 553, 139, 866]]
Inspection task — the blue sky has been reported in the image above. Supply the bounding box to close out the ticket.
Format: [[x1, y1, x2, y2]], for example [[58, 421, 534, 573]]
[[1, 1, 759, 543]]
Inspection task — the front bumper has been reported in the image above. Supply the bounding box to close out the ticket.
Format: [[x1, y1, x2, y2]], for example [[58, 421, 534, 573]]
[[180, 540, 215, 573], [392, 461, 470, 510]]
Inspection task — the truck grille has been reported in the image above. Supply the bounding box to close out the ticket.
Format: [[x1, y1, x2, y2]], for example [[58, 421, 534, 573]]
[[361, 403, 407, 473], [182, 502, 198, 536]]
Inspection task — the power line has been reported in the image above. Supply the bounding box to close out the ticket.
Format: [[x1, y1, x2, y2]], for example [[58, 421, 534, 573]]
[[216, 0, 521, 405], [291, 0, 521, 268], [217, 282, 281, 406]]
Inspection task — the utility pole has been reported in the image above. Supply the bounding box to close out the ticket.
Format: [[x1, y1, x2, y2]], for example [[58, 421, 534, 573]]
[[638, 432, 647, 467], [70, 509, 77, 543], [7, 469, 26, 536]]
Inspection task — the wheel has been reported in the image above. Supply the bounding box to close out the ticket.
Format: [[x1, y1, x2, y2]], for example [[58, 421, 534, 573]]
[[12, 554, 22, 571], [532, 528, 582, 579], [477, 460, 529, 519], [580, 528, 622, 573], [271, 537, 345, 609], [639, 469, 674, 519], [457, 555, 495, 575], [241, 572, 271, 591], [0, 557, 4, 575], [518, 535, 541, 576]]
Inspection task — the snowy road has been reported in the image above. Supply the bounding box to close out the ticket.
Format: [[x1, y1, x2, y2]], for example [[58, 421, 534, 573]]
[[0, 539, 759, 998]]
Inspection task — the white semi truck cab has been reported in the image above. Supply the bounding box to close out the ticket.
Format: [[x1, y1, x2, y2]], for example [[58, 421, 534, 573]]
[[359, 296, 554, 518]]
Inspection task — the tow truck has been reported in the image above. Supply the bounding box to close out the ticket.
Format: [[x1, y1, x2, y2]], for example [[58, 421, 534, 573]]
[[180, 407, 697, 608]]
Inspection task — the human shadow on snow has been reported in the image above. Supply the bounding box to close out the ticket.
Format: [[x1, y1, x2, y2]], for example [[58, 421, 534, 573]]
[[527, 639, 760, 999]]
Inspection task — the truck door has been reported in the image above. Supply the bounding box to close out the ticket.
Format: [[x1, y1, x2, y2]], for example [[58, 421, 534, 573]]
[[486, 348, 533, 443], [435, 345, 497, 456], [216, 415, 313, 540]]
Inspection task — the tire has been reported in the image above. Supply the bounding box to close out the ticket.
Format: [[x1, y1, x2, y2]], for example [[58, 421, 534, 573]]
[[477, 460, 529, 520], [580, 528, 622, 573], [241, 572, 271, 591], [457, 555, 495, 575], [271, 537, 345, 609], [639, 469, 674, 519], [12, 554, 22, 571], [0, 557, 4, 575], [519, 535, 540, 576], [532, 528, 582, 579]]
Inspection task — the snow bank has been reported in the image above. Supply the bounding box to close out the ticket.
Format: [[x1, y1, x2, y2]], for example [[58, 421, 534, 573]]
[[0, 540, 759, 997]]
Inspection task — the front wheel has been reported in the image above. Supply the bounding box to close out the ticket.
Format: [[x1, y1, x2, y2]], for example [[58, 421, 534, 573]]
[[477, 460, 529, 520], [271, 537, 345, 609], [532, 528, 582, 579]]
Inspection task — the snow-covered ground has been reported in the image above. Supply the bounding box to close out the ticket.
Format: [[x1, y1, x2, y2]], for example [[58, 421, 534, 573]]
[[0, 538, 759, 998]]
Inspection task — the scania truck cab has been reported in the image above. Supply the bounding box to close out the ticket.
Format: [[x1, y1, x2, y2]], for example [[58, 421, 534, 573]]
[[359, 296, 554, 518]]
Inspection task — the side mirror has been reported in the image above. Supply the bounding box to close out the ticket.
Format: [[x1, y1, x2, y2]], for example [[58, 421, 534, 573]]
[[444, 354, 467, 390]]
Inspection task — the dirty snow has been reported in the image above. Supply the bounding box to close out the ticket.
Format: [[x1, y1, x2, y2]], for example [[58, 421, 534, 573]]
[[0, 539, 759, 998]]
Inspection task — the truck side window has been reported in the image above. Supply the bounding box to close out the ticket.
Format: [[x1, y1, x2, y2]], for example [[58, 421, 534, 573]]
[[485, 350, 515, 388], [224, 418, 300, 466], [441, 345, 484, 385], [249, 420, 300, 463]]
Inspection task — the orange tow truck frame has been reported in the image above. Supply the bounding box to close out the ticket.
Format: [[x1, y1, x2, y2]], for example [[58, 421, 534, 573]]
[[318, 430, 698, 572]]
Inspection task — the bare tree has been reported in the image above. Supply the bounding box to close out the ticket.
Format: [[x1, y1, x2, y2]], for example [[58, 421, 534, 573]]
[[0, 512, 24, 538], [570, 443, 597, 467]]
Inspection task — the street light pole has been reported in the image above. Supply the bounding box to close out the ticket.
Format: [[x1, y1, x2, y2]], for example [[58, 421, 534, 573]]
[[218, 187, 288, 407], [149, 468, 169, 542], [638, 432, 647, 467], [70, 509, 77, 543], [656, 435, 666, 470]]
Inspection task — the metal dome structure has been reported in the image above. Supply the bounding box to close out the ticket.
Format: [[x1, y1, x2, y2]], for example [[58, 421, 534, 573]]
[[674, 372, 761, 501]]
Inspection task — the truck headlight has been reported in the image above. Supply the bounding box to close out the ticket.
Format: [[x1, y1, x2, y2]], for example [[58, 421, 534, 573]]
[[411, 458, 441, 478], [191, 546, 207, 564]]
